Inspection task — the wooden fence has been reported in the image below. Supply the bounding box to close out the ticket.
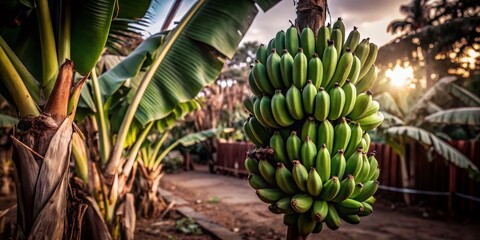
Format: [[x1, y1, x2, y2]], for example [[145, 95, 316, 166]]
[[215, 140, 480, 214]]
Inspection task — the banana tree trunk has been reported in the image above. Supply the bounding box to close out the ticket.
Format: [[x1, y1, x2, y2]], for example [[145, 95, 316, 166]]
[[136, 163, 166, 218]]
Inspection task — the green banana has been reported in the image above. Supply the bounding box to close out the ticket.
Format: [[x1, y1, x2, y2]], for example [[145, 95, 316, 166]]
[[291, 193, 313, 213], [343, 26, 360, 53], [340, 80, 357, 117], [300, 136, 317, 170], [243, 95, 255, 115], [330, 150, 346, 180], [315, 144, 331, 181], [358, 101, 379, 120], [354, 38, 370, 67], [275, 30, 286, 55], [300, 27, 315, 61], [244, 157, 260, 174], [367, 153, 379, 181], [357, 138, 367, 152], [302, 80, 317, 115], [275, 197, 294, 214], [332, 174, 355, 202], [345, 148, 364, 179], [363, 132, 371, 151], [266, 49, 284, 89], [271, 90, 295, 127], [333, 199, 364, 215], [355, 64, 378, 93], [248, 173, 271, 189], [325, 203, 340, 230], [256, 188, 284, 203], [321, 40, 338, 88], [351, 182, 364, 199], [307, 167, 323, 196], [308, 53, 323, 89], [317, 120, 334, 153], [301, 117, 317, 142], [313, 87, 330, 121], [356, 152, 370, 183], [326, 49, 353, 89], [280, 50, 294, 87], [287, 131, 302, 162], [267, 38, 275, 54], [258, 159, 276, 185], [292, 160, 309, 192], [347, 90, 373, 120], [315, 25, 330, 58], [253, 60, 274, 95], [370, 168, 380, 182], [268, 204, 282, 214], [332, 118, 351, 154], [270, 131, 289, 166], [319, 176, 340, 201], [333, 17, 345, 44], [353, 180, 379, 202], [359, 201, 373, 217], [348, 55, 362, 84], [243, 120, 262, 146], [365, 196, 376, 205], [293, 48, 308, 89], [286, 85, 304, 120], [276, 163, 300, 194], [339, 213, 361, 224], [260, 95, 281, 128], [331, 28, 343, 54], [285, 25, 299, 56], [359, 42, 378, 79], [328, 83, 346, 120], [283, 213, 299, 227], [253, 96, 270, 128], [344, 122, 363, 158], [249, 116, 271, 145], [298, 213, 316, 237], [248, 66, 263, 96], [312, 222, 323, 233], [311, 200, 329, 222], [358, 111, 384, 131], [256, 44, 268, 65]]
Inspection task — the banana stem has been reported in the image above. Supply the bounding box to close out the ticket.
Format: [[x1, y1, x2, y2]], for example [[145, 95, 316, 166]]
[[286, 226, 304, 240], [149, 130, 170, 169], [91, 68, 111, 164], [122, 121, 154, 178], [57, 0, 71, 65]]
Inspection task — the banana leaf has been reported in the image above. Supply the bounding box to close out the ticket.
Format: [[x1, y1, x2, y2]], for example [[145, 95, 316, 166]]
[[376, 92, 403, 118], [387, 126, 479, 179], [0, 113, 17, 128], [425, 107, 480, 126], [450, 83, 480, 107]]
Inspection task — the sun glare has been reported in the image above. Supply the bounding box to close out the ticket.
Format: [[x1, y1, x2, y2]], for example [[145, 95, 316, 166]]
[[385, 65, 414, 88]]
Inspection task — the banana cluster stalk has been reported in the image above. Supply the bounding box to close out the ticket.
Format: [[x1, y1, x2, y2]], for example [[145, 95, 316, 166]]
[[243, 19, 383, 238]]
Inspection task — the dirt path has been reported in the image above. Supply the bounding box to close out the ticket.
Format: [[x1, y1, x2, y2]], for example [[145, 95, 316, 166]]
[[162, 167, 479, 240]]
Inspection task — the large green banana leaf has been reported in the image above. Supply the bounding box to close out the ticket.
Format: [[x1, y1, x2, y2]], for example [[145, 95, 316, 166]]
[[387, 126, 479, 179], [425, 107, 480, 126], [176, 128, 223, 147], [376, 92, 404, 118], [450, 83, 480, 107]]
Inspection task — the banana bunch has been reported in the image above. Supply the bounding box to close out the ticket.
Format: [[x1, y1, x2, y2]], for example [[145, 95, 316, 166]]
[[243, 18, 384, 238]]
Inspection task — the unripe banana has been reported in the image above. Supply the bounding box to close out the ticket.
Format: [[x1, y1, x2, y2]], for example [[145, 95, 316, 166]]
[[359, 201, 373, 217], [313, 87, 330, 121], [308, 53, 323, 89], [356, 138, 367, 152], [332, 174, 355, 202], [326, 49, 353, 89], [363, 132, 371, 151], [243, 95, 255, 115], [280, 50, 294, 87], [291, 193, 313, 213], [293, 48, 308, 89], [270, 131, 290, 167], [339, 213, 361, 224], [286, 85, 304, 120], [358, 111, 384, 131], [332, 117, 351, 154], [256, 188, 284, 203], [353, 180, 379, 202], [345, 122, 363, 158], [351, 182, 364, 199], [298, 213, 317, 237], [243, 120, 262, 146], [248, 66, 263, 96], [328, 83, 346, 120], [355, 64, 378, 93], [365, 196, 376, 205], [359, 42, 378, 79], [325, 203, 340, 230], [321, 40, 338, 88], [300, 27, 315, 61], [267, 38, 275, 54], [287, 131, 302, 162], [333, 17, 345, 44], [313, 222, 323, 233], [253, 96, 270, 128], [244, 157, 260, 174], [317, 120, 334, 153], [348, 55, 362, 84], [266, 49, 284, 89], [283, 213, 299, 227], [307, 167, 323, 196], [275, 30, 286, 55], [333, 198, 364, 216], [275, 197, 294, 214], [253, 60, 274, 95], [331, 28, 343, 54], [300, 136, 317, 170], [248, 117, 268, 146], [271, 90, 295, 127], [302, 80, 317, 115], [316, 25, 330, 59], [370, 168, 380, 182], [256, 44, 268, 65], [268, 204, 282, 214], [348, 90, 373, 120], [315, 144, 331, 181], [330, 150, 346, 180], [301, 117, 317, 142], [311, 200, 329, 222], [292, 160, 309, 192], [285, 26, 299, 56], [345, 148, 364, 179], [319, 176, 340, 201], [356, 152, 370, 183], [276, 163, 300, 194], [354, 38, 370, 67], [343, 26, 360, 53], [341, 80, 357, 117], [258, 159, 276, 185], [260, 95, 282, 128], [367, 152, 379, 181], [248, 173, 271, 189]]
